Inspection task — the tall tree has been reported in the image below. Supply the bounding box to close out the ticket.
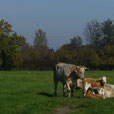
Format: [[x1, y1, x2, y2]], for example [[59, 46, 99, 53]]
[[0, 20, 13, 36], [84, 20, 102, 48], [101, 19, 114, 47], [0, 20, 26, 69], [34, 29, 48, 48], [70, 35, 83, 49]]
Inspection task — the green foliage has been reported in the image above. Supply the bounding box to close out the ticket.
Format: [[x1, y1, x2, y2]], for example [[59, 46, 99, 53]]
[[84, 20, 102, 48], [0, 20, 26, 70], [34, 29, 48, 48], [54, 19, 114, 70], [0, 20, 13, 36], [80, 49, 101, 68], [84, 19, 114, 48], [55, 45, 114, 70], [70, 35, 83, 49], [20, 44, 57, 70], [0, 19, 114, 70], [56, 47, 76, 64], [101, 19, 114, 47]]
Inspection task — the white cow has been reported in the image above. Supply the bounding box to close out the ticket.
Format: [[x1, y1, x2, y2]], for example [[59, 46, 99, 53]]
[[104, 84, 114, 98], [54, 62, 87, 97]]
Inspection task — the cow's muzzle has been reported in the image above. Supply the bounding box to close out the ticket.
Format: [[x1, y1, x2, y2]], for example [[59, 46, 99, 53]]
[[101, 81, 105, 86]]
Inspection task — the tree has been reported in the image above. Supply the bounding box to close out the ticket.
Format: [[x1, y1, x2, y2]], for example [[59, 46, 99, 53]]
[[84, 20, 102, 48], [20, 43, 33, 69], [0, 20, 26, 69], [70, 35, 83, 49], [101, 19, 114, 47], [0, 20, 13, 36], [34, 29, 48, 48], [84, 19, 114, 48]]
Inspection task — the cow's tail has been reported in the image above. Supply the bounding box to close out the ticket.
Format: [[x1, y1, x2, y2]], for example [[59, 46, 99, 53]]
[[53, 65, 56, 82], [53, 65, 58, 96]]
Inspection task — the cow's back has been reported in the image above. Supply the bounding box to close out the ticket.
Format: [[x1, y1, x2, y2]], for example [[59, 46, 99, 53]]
[[84, 78, 100, 88], [104, 84, 114, 98], [55, 63, 76, 82]]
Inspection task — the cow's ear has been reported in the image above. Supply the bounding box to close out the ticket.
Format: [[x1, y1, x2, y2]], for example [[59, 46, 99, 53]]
[[106, 77, 109, 80], [74, 66, 79, 73], [82, 66, 88, 70], [99, 77, 102, 80], [84, 67, 88, 70]]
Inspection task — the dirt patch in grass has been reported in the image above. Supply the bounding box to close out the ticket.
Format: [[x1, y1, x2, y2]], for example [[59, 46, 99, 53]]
[[54, 106, 75, 114]]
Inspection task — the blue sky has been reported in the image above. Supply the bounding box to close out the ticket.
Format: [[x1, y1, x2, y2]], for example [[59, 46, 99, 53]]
[[0, 0, 114, 49]]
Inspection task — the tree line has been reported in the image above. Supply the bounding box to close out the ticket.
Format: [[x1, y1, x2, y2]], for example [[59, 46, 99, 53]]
[[0, 19, 114, 70]]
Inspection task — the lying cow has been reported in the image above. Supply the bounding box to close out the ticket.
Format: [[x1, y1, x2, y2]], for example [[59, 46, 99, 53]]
[[84, 88, 104, 100], [104, 84, 114, 98], [54, 62, 87, 97], [83, 76, 109, 99]]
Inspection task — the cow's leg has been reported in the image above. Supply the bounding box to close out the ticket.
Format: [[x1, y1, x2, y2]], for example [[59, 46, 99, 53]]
[[103, 90, 105, 99], [84, 82, 90, 96], [66, 81, 71, 97], [71, 87, 74, 97], [63, 83, 66, 97], [99, 88, 105, 99], [54, 80, 58, 96], [102, 89, 105, 99], [84, 88, 87, 96]]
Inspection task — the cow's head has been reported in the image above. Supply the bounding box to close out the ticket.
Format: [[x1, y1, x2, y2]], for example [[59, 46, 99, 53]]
[[74, 66, 87, 79], [99, 76, 109, 85]]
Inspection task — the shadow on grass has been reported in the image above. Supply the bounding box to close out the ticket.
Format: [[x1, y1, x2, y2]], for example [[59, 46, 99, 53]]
[[37, 92, 83, 98], [75, 96, 83, 98], [37, 92, 55, 97]]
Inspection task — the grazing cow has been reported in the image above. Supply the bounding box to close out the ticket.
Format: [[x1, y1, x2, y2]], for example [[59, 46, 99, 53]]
[[54, 62, 87, 97], [83, 76, 109, 99], [104, 84, 114, 98]]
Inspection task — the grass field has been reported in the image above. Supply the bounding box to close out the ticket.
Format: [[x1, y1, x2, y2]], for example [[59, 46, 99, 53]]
[[0, 71, 114, 114]]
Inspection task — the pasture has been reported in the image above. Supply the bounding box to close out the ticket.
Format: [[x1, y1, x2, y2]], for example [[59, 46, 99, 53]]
[[0, 71, 114, 114]]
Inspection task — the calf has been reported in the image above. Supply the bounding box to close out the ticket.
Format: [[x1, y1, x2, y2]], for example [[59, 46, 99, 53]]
[[85, 88, 104, 100], [83, 76, 108, 99], [54, 62, 87, 97]]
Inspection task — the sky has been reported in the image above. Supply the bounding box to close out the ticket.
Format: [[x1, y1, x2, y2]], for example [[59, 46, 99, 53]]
[[0, 0, 114, 49]]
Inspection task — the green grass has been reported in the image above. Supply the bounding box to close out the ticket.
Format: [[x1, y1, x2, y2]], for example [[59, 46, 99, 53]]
[[0, 71, 113, 114]]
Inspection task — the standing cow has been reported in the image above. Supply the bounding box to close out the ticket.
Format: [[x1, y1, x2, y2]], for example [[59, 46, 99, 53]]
[[54, 62, 87, 97]]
